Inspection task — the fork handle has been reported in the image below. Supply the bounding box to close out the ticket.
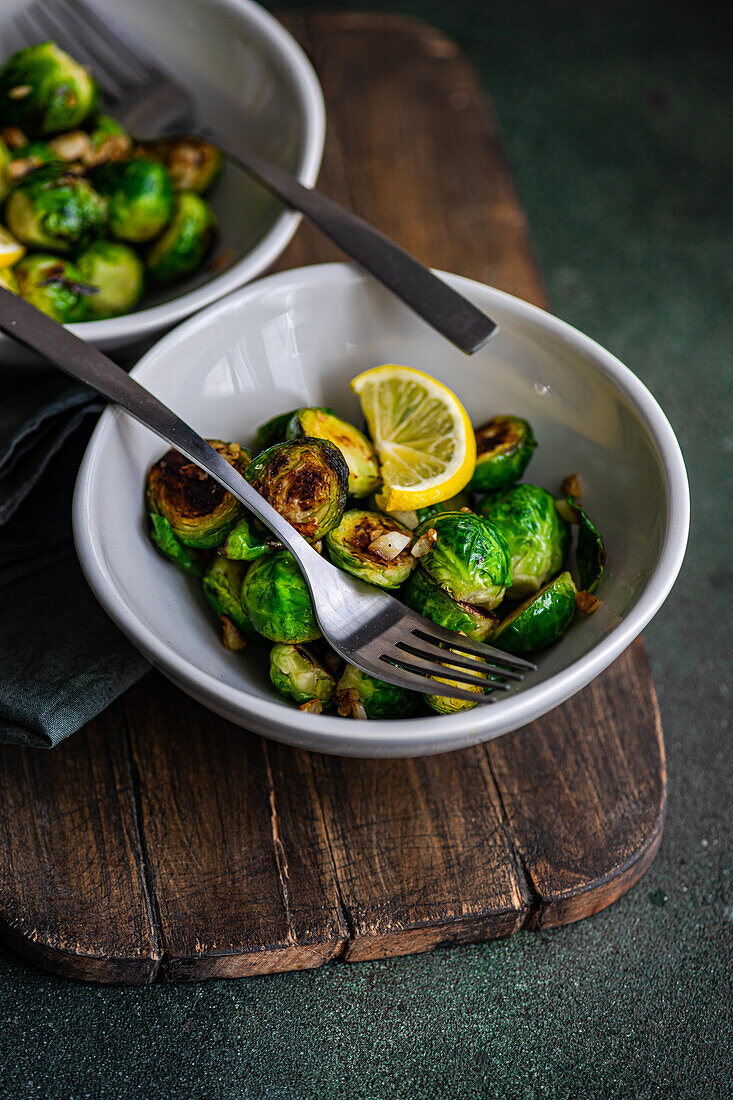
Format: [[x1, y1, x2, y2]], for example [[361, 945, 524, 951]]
[[203, 131, 496, 356], [0, 288, 326, 576]]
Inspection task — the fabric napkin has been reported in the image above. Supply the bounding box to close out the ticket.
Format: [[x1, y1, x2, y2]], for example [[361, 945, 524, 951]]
[[0, 374, 150, 747]]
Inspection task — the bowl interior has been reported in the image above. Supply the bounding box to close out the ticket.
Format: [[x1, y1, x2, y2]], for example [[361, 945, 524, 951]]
[[77, 264, 674, 737]]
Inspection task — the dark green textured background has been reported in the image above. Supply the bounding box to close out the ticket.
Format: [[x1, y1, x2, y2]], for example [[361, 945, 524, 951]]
[[1, 1, 731, 1096]]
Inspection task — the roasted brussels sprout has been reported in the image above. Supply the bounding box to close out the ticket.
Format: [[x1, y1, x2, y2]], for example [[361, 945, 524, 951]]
[[5, 165, 108, 252], [566, 498, 606, 594], [202, 557, 256, 642], [415, 491, 472, 526], [147, 512, 205, 577], [76, 240, 144, 319], [245, 438, 348, 541], [0, 43, 97, 135], [335, 664, 418, 719], [492, 571, 577, 653], [93, 158, 173, 243], [146, 440, 250, 549], [14, 253, 91, 321], [286, 408, 381, 498], [146, 191, 216, 282], [86, 113, 131, 166], [220, 515, 276, 562], [269, 643, 335, 711], [7, 139, 59, 182], [0, 265, 19, 294], [255, 409, 300, 452], [426, 672, 485, 715], [468, 415, 536, 492], [325, 509, 415, 589], [241, 550, 321, 644], [479, 484, 569, 598], [403, 568, 495, 641], [414, 511, 511, 610], [138, 137, 223, 193]]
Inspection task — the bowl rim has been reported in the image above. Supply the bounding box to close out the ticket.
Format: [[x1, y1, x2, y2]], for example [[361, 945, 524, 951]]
[[73, 262, 690, 755], [25, 0, 327, 344]]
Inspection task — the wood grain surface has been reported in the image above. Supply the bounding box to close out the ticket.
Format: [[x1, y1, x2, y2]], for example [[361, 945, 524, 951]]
[[0, 13, 665, 983]]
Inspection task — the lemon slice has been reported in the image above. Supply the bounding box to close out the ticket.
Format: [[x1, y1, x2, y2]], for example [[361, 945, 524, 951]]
[[350, 363, 476, 511], [0, 226, 25, 267]]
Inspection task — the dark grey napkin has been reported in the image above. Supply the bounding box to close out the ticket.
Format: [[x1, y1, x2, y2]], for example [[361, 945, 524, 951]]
[[0, 376, 149, 747]]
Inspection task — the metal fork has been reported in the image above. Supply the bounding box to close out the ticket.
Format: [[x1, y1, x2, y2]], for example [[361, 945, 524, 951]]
[[0, 288, 534, 706], [16, 0, 497, 356]]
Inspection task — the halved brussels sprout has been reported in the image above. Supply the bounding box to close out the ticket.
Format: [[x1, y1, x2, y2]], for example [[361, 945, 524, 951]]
[[146, 440, 250, 549], [325, 509, 415, 589], [335, 664, 418, 719], [565, 497, 606, 594], [76, 240, 144, 319], [220, 515, 276, 562], [402, 568, 495, 641], [5, 165, 108, 252], [255, 409, 301, 453], [414, 511, 511, 610], [0, 266, 19, 294], [245, 438, 348, 541], [286, 407, 380, 498], [269, 643, 335, 711], [426, 673, 485, 715], [241, 550, 321, 644], [93, 158, 173, 242], [148, 512, 206, 577], [480, 484, 569, 598], [138, 137, 223, 193], [0, 43, 97, 135], [468, 415, 536, 492], [86, 114, 132, 167], [202, 557, 256, 641], [415, 491, 471, 525], [14, 253, 91, 321], [492, 571, 577, 653], [146, 191, 216, 282]]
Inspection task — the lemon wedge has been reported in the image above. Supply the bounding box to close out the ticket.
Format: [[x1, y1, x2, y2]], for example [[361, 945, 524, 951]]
[[350, 363, 476, 511], [0, 226, 25, 267]]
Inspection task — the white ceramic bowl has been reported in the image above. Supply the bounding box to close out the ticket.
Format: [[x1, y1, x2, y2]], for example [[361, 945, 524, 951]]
[[0, 0, 324, 364], [74, 263, 689, 757]]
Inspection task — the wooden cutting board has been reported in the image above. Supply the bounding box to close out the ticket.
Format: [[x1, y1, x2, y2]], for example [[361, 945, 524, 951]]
[[0, 13, 665, 984]]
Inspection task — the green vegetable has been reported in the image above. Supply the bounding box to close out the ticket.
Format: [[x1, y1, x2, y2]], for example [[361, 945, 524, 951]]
[[14, 253, 91, 321], [492, 571, 577, 653], [0, 43, 97, 135], [0, 137, 12, 199], [479, 484, 569, 597], [425, 672, 486, 715], [93, 158, 173, 242], [567, 498, 606, 594], [76, 240, 144, 318], [402, 568, 495, 641], [87, 113, 131, 163], [220, 515, 276, 562], [335, 664, 418, 719], [241, 550, 321, 644], [269, 643, 335, 711], [0, 266, 19, 294], [255, 409, 304, 452], [286, 407, 381, 498], [5, 165, 108, 252], [202, 557, 255, 639], [245, 438, 348, 541], [325, 509, 415, 589], [415, 491, 471, 525], [148, 512, 205, 577], [415, 510, 511, 610], [146, 440, 250, 549], [7, 139, 58, 182], [468, 415, 536, 492], [138, 137, 223, 193], [146, 191, 216, 282]]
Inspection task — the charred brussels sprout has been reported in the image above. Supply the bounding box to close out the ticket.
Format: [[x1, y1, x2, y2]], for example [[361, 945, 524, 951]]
[[468, 415, 536, 492], [138, 137, 223, 193], [146, 440, 250, 549], [220, 516, 276, 562], [492, 571, 577, 653], [241, 550, 321, 644], [202, 557, 256, 642], [14, 254, 90, 321], [245, 438, 348, 541], [146, 191, 216, 282], [76, 240, 144, 318], [93, 158, 173, 242], [403, 568, 495, 642], [0, 266, 19, 294], [0, 43, 97, 135], [5, 165, 108, 252], [325, 509, 415, 589], [147, 512, 205, 577], [335, 664, 417, 720], [479, 484, 569, 598], [415, 511, 511, 610], [286, 407, 380, 498], [86, 114, 131, 166], [269, 644, 335, 712]]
